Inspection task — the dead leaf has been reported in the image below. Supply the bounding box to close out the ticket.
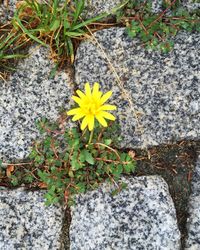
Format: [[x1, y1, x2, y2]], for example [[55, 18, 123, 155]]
[[6, 165, 14, 177], [38, 182, 47, 189], [128, 150, 135, 159]]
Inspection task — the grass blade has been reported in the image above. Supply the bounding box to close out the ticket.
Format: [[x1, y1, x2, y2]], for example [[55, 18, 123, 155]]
[[72, 0, 84, 25], [71, 12, 108, 30], [0, 54, 28, 59], [13, 15, 47, 47]]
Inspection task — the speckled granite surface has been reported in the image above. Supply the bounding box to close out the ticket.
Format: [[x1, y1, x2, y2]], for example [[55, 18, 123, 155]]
[[75, 28, 200, 148], [0, 188, 63, 250], [185, 155, 200, 250], [0, 45, 73, 161], [70, 176, 181, 250], [84, 0, 123, 17], [0, 0, 17, 23]]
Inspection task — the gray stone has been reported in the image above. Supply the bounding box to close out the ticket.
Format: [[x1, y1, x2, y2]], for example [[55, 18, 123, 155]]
[[70, 176, 181, 250], [185, 155, 200, 250], [74, 27, 200, 148], [0, 45, 73, 161], [182, 0, 200, 12], [0, 0, 17, 23], [146, 0, 200, 13], [0, 188, 64, 249], [84, 0, 123, 17]]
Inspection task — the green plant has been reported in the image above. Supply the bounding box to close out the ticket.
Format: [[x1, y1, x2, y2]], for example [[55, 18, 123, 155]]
[[0, 0, 127, 79], [11, 0, 109, 63], [28, 118, 135, 206], [117, 0, 200, 52], [0, 0, 108, 79]]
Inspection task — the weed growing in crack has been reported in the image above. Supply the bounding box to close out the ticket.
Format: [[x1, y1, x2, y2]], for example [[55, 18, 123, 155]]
[[2, 83, 135, 206], [0, 0, 109, 78], [117, 0, 200, 52]]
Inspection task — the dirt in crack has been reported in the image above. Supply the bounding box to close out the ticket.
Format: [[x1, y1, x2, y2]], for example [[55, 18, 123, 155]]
[[60, 207, 71, 250], [133, 140, 199, 248]]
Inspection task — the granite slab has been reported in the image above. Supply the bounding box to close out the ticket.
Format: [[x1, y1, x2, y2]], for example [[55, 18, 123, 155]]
[[0, 45, 73, 161], [74, 27, 200, 149], [70, 176, 181, 250], [185, 155, 200, 250], [0, 188, 64, 250]]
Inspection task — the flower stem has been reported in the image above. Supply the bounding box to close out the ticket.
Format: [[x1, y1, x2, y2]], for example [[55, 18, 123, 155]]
[[88, 130, 94, 144]]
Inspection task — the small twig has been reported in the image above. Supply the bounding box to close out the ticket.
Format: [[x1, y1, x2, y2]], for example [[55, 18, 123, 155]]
[[51, 140, 59, 159], [147, 0, 177, 29], [107, 172, 120, 189], [137, 15, 148, 35], [2, 162, 32, 167], [93, 142, 121, 160], [154, 32, 164, 41], [95, 157, 130, 165]]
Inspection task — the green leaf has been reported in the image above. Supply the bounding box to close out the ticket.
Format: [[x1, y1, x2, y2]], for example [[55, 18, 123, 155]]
[[64, 152, 69, 161], [0, 160, 2, 169], [124, 162, 135, 173], [79, 150, 86, 163], [10, 175, 19, 186], [69, 170, 74, 177], [50, 19, 60, 31], [104, 139, 112, 146], [71, 12, 108, 31], [83, 149, 94, 165], [76, 182, 86, 193], [71, 159, 83, 170], [72, 0, 84, 25]]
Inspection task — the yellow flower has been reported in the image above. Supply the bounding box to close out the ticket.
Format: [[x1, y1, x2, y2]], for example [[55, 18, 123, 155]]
[[67, 82, 116, 131]]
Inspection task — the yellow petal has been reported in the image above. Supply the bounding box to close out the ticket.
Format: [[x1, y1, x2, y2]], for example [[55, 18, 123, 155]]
[[100, 91, 112, 104], [85, 82, 92, 97], [92, 82, 99, 98], [72, 112, 85, 121], [76, 90, 86, 99], [88, 115, 94, 131], [67, 108, 82, 116], [100, 111, 116, 121], [72, 96, 83, 106], [99, 104, 116, 111], [81, 116, 88, 130], [95, 114, 108, 127]]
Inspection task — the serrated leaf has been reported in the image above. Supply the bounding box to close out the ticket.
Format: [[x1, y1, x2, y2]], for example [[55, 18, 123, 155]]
[[83, 149, 94, 165]]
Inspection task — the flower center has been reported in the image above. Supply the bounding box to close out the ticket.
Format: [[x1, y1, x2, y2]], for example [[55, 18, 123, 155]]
[[84, 99, 99, 115]]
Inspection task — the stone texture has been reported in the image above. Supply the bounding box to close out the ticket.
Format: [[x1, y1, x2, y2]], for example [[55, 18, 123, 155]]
[[185, 155, 200, 250], [148, 0, 200, 13], [75, 28, 200, 148], [0, 0, 17, 23], [70, 176, 181, 250], [84, 0, 123, 17], [0, 187, 64, 249], [0, 45, 73, 161]]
